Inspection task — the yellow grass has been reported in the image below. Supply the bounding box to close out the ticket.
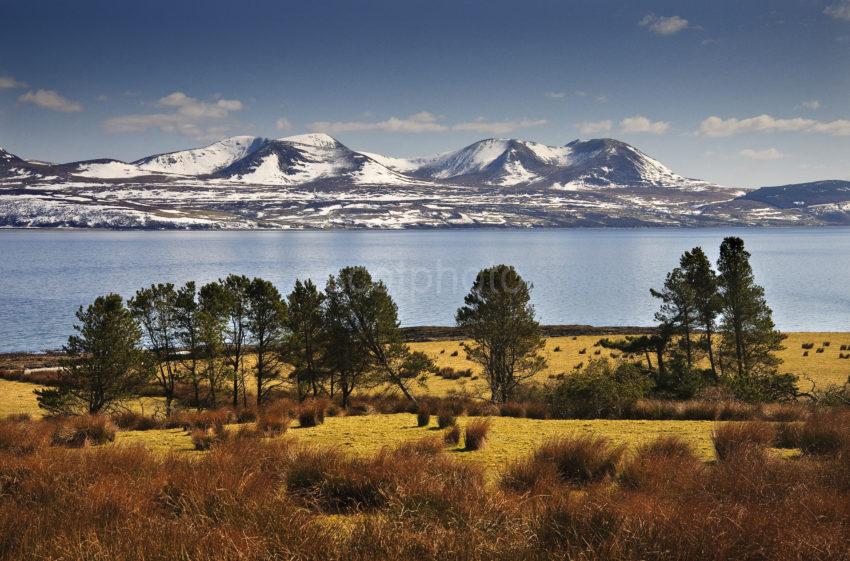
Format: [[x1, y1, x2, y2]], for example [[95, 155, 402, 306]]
[[0, 379, 43, 418], [410, 332, 850, 396], [111, 413, 719, 473]]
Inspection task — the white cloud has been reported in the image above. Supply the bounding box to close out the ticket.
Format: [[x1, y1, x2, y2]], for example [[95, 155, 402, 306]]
[[576, 120, 613, 135], [0, 76, 27, 89], [825, 1, 850, 21], [739, 148, 785, 160], [309, 112, 448, 134], [639, 14, 689, 35], [103, 91, 244, 139], [156, 91, 242, 118], [619, 115, 670, 134], [452, 118, 547, 135], [699, 114, 850, 136], [308, 112, 546, 135], [275, 117, 293, 131], [18, 89, 82, 112], [544, 91, 566, 99], [802, 99, 822, 110]]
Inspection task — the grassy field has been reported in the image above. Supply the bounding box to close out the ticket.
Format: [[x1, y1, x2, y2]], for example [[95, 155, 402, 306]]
[[411, 332, 850, 395], [115, 413, 721, 470]]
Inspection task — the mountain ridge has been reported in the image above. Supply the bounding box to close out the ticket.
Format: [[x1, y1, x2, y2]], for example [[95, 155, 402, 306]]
[[1, 135, 847, 229]]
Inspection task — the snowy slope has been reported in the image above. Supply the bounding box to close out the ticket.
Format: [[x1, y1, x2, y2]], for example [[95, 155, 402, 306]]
[[73, 160, 148, 179], [135, 136, 267, 176]]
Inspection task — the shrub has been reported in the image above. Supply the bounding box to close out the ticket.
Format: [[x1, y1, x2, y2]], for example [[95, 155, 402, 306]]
[[257, 411, 290, 436], [712, 421, 775, 461], [499, 402, 525, 418], [816, 347, 825, 353], [725, 372, 799, 403], [531, 436, 625, 485], [524, 401, 550, 419], [298, 399, 328, 428], [416, 408, 431, 427], [620, 436, 699, 490], [0, 418, 52, 455], [802, 342, 814, 349], [112, 410, 162, 431], [797, 412, 850, 455], [190, 428, 217, 451], [547, 360, 650, 419], [553, 346, 561, 352], [450, 350, 459, 357], [443, 425, 461, 445], [437, 411, 456, 429], [51, 415, 117, 447], [823, 341, 831, 347], [464, 418, 492, 450]]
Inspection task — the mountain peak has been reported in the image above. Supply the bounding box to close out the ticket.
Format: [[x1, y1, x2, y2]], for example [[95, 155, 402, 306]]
[[279, 133, 338, 148]]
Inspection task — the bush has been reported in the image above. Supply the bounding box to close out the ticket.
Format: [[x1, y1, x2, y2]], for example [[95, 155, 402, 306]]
[[50, 415, 117, 448], [499, 402, 525, 417], [547, 360, 650, 419], [437, 411, 456, 429], [298, 399, 328, 428], [0, 418, 52, 455], [725, 372, 799, 403], [797, 412, 850, 455], [112, 410, 162, 431], [443, 425, 461, 446], [464, 418, 492, 451], [257, 411, 290, 436], [416, 409, 431, 427], [529, 436, 625, 485], [190, 428, 217, 451], [712, 421, 775, 461], [620, 436, 699, 490]]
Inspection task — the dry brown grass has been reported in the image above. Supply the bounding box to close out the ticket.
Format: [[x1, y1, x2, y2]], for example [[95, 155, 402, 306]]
[[1, 411, 850, 560]]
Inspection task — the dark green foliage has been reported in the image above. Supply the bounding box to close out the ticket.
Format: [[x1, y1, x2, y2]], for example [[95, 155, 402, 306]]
[[283, 279, 326, 400], [128, 283, 180, 414], [546, 360, 652, 419], [35, 294, 152, 415], [246, 277, 287, 405], [717, 237, 786, 379], [456, 265, 546, 403]]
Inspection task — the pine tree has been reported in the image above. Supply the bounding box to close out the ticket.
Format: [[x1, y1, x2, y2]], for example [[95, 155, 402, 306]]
[[221, 275, 251, 407], [324, 266, 429, 404], [680, 247, 722, 377], [246, 278, 288, 405], [36, 294, 151, 415], [455, 265, 546, 403], [174, 281, 206, 409], [129, 283, 180, 415], [650, 266, 698, 369], [323, 274, 374, 407], [716, 237, 785, 379], [284, 279, 327, 400]]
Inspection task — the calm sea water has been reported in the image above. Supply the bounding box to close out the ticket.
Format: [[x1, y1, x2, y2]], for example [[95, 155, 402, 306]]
[[1, 228, 848, 352]]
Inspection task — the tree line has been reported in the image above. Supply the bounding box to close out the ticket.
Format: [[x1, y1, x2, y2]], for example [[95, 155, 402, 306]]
[[35, 236, 791, 415]]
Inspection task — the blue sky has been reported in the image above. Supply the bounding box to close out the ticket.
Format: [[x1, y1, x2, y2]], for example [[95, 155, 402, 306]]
[[1, 0, 849, 188]]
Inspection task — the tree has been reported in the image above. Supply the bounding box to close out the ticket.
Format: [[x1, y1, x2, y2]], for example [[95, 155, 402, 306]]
[[681, 247, 722, 377], [174, 282, 205, 409], [650, 266, 698, 369], [284, 279, 327, 400], [246, 277, 288, 405], [325, 267, 429, 404], [129, 283, 180, 415], [221, 275, 251, 407], [455, 265, 546, 403], [323, 274, 374, 407], [35, 294, 151, 415], [716, 237, 785, 379], [198, 281, 230, 405]]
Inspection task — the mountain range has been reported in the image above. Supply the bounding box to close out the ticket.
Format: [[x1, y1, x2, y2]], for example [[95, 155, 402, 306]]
[[1, 133, 849, 228]]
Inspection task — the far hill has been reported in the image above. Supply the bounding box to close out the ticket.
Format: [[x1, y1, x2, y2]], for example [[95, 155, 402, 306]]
[[740, 180, 850, 209]]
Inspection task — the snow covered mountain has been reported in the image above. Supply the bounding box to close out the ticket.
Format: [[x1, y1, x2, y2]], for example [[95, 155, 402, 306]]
[[135, 135, 267, 176], [0, 135, 842, 228]]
